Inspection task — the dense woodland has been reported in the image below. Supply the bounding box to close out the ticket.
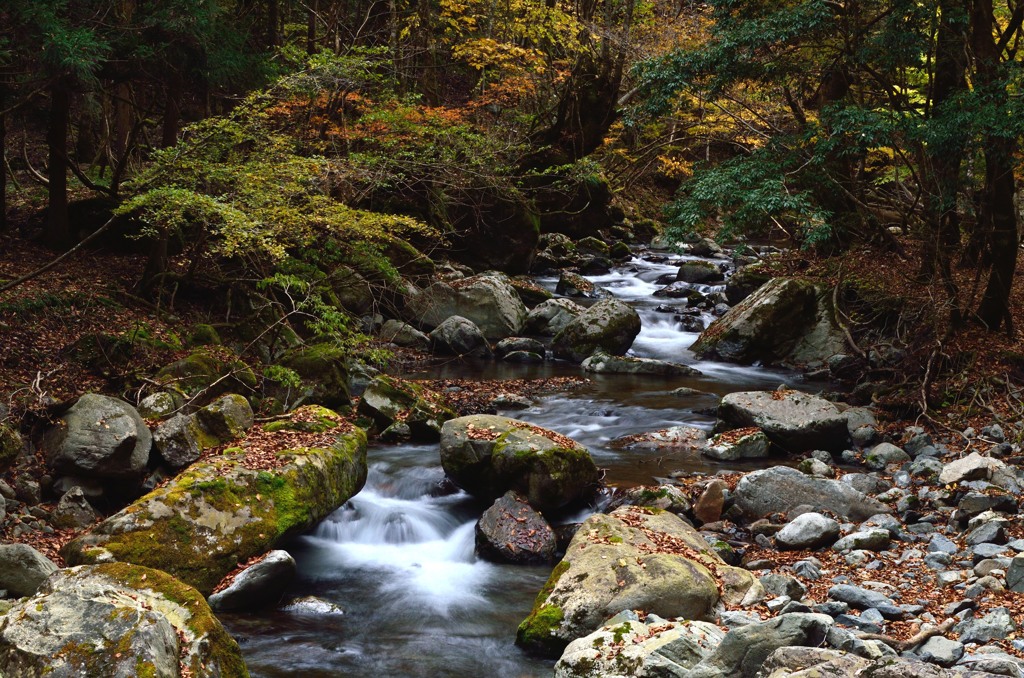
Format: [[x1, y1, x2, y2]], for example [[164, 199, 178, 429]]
[[2, 0, 1023, 391]]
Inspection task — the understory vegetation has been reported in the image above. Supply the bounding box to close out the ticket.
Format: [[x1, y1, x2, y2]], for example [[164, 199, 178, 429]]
[[0, 0, 1023, 428]]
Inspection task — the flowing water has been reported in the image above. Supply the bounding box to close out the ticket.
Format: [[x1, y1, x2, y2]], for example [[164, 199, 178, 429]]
[[221, 252, 802, 677]]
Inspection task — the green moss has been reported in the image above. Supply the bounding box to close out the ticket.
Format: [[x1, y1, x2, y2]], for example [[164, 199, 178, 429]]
[[188, 324, 222, 347], [135, 659, 158, 678], [516, 559, 571, 656], [96, 563, 250, 677], [608, 536, 623, 544], [67, 429, 368, 596], [0, 423, 21, 472], [611, 622, 632, 644]]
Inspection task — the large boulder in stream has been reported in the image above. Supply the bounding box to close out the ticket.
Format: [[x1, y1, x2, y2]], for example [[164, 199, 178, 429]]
[[405, 273, 528, 340], [525, 298, 586, 336], [691, 277, 845, 366], [476, 491, 557, 564], [719, 389, 850, 453], [0, 563, 248, 677], [440, 415, 599, 511], [516, 506, 756, 657], [43, 393, 152, 480], [551, 299, 641, 362], [63, 411, 367, 596]]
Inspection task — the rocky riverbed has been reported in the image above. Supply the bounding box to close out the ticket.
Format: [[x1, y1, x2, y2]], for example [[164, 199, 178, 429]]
[[0, 231, 1022, 677]]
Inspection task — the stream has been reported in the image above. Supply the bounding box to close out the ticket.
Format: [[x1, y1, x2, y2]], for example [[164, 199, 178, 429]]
[[221, 252, 800, 677]]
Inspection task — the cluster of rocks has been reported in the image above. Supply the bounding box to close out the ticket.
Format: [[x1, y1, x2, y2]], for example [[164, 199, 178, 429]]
[[512, 388, 1024, 677], [0, 375, 371, 675]]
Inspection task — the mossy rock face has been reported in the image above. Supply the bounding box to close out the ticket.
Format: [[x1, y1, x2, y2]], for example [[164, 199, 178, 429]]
[[187, 324, 222, 347], [278, 343, 352, 409], [575, 237, 610, 257], [725, 263, 773, 305], [552, 299, 641, 363], [155, 351, 258, 401], [440, 415, 599, 511], [0, 423, 21, 473], [0, 563, 248, 677], [508, 276, 554, 308], [692, 277, 845, 366], [357, 375, 455, 441], [516, 507, 752, 658], [63, 427, 368, 596]]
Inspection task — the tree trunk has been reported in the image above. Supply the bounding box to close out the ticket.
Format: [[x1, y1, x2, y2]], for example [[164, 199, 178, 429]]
[[307, 0, 318, 54], [975, 138, 1017, 330], [918, 0, 968, 324], [267, 0, 280, 48], [46, 81, 73, 249], [972, 0, 1018, 331], [0, 88, 6, 234], [162, 70, 183, 149]]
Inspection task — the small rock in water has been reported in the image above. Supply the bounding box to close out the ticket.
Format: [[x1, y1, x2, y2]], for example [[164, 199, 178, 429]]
[[281, 596, 344, 616]]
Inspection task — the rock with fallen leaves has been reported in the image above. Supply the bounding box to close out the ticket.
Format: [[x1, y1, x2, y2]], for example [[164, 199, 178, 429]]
[[703, 427, 771, 461], [554, 614, 726, 677], [516, 506, 756, 658], [475, 491, 557, 564], [718, 390, 850, 453], [551, 299, 642, 363], [440, 414, 599, 512], [358, 375, 456, 441], [42, 393, 152, 481], [62, 416, 367, 596], [208, 550, 296, 612], [0, 563, 248, 677], [50, 486, 100, 529]]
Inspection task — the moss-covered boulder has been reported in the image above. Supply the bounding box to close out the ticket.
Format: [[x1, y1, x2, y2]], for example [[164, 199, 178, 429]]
[[0, 422, 21, 473], [440, 415, 599, 511], [725, 263, 773, 305], [155, 350, 258, 400], [187, 323, 222, 347], [676, 260, 724, 284], [0, 563, 248, 677], [277, 343, 352, 409], [525, 298, 586, 336], [552, 299, 641, 362], [153, 394, 254, 469], [63, 420, 367, 596], [691, 277, 845, 366], [357, 375, 456, 441], [516, 506, 756, 658]]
